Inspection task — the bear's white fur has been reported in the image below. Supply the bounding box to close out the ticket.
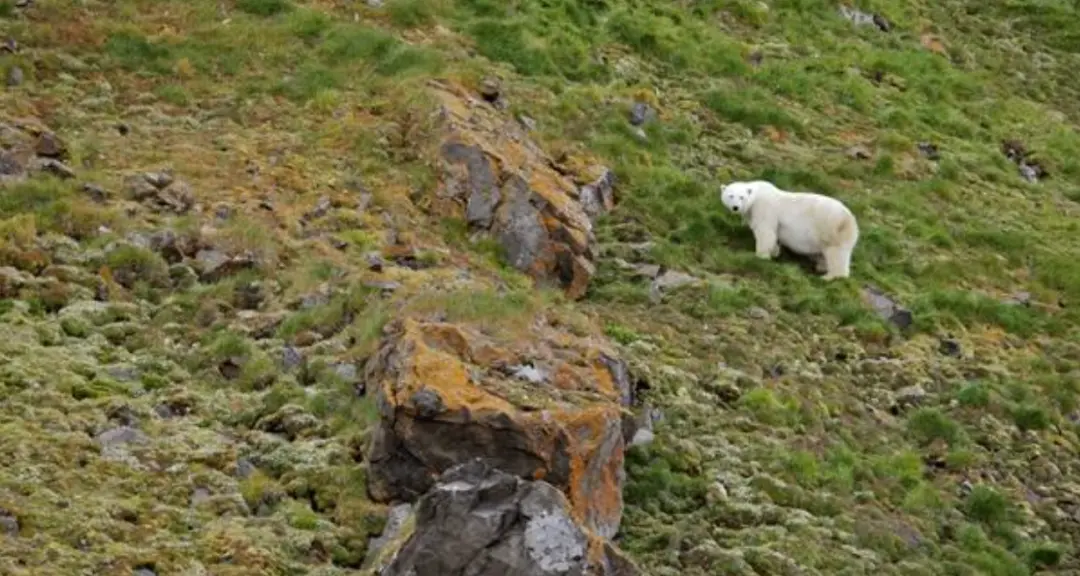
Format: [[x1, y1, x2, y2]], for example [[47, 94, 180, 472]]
[[720, 180, 859, 280]]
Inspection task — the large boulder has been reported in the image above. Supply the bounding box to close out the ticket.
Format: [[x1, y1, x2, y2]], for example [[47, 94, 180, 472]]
[[364, 317, 633, 540], [375, 458, 641, 576], [429, 80, 615, 300]]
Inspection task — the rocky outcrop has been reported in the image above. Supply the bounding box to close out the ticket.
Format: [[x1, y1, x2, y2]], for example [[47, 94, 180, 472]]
[[373, 458, 641, 576], [364, 317, 634, 541], [429, 80, 616, 300], [0, 118, 77, 183]]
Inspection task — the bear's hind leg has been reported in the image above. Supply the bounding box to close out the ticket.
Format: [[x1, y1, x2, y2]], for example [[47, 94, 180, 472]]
[[821, 244, 852, 280]]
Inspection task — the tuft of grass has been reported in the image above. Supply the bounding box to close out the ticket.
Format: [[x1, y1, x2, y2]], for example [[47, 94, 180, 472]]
[[235, 0, 293, 17]]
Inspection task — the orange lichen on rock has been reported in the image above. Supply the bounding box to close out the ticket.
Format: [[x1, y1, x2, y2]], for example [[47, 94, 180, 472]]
[[364, 316, 634, 539], [424, 79, 613, 300]]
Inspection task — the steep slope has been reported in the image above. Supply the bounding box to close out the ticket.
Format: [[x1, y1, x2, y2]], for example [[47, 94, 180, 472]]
[[2, 0, 1080, 575]]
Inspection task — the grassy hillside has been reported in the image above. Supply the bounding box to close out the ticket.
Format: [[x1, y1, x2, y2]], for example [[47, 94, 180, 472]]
[[2, 0, 1080, 574]]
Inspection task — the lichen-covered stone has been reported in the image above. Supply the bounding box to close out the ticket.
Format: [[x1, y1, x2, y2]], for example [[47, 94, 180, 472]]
[[364, 317, 632, 540], [377, 459, 640, 576], [429, 81, 613, 300]]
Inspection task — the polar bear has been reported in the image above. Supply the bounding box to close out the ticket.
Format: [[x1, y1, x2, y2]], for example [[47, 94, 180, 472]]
[[720, 180, 859, 280]]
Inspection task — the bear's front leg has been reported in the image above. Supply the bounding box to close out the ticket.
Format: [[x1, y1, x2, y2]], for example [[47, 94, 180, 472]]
[[752, 223, 779, 260]]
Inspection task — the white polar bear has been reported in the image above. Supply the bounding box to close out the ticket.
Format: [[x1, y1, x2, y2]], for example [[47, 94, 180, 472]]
[[720, 180, 859, 280]]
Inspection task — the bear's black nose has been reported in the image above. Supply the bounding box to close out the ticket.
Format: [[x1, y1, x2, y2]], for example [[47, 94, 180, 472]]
[[733, 206, 739, 212]]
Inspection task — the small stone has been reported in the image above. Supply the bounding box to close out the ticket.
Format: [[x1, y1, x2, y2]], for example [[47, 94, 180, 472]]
[[846, 145, 872, 160], [218, 357, 243, 380], [747, 306, 770, 320], [282, 346, 304, 371], [82, 182, 109, 203], [1005, 291, 1031, 307], [629, 101, 655, 126], [517, 114, 537, 131], [235, 458, 256, 479], [649, 269, 700, 302], [190, 487, 211, 507], [0, 511, 18, 537], [363, 280, 401, 293], [133, 567, 157, 576], [144, 171, 174, 189], [863, 285, 913, 329], [511, 364, 547, 384], [917, 142, 940, 160], [629, 426, 654, 448], [305, 196, 332, 220], [366, 0, 383, 7], [195, 249, 256, 282], [6, 66, 23, 87], [366, 252, 386, 272], [34, 132, 67, 159], [479, 77, 500, 103], [96, 426, 148, 448], [333, 362, 358, 383], [894, 385, 927, 409], [938, 338, 961, 357], [1, 39, 17, 54], [410, 388, 444, 420], [32, 158, 76, 179]]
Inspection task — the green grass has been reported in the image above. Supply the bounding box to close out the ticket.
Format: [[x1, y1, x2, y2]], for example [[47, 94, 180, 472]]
[[3, 0, 1080, 574]]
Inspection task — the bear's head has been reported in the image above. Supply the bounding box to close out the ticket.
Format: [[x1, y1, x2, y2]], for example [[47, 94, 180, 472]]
[[720, 181, 757, 215]]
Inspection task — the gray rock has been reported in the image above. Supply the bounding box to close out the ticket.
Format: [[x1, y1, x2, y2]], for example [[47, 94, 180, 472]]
[[194, 249, 256, 283], [1005, 291, 1031, 306], [917, 142, 940, 160], [126, 171, 194, 214], [234, 458, 256, 479], [628, 101, 655, 126], [441, 142, 500, 229], [133, 568, 157, 576], [578, 168, 616, 222], [649, 269, 700, 302], [363, 280, 402, 293], [282, 346, 304, 371], [332, 362, 358, 383], [0, 511, 18, 537], [6, 65, 23, 87], [96, 426, 148, 448], [862, 284, 913, 329], [379, 459, 639, 576], [846, 144, 872, 160], [364, 502, 413, 567], [30, 157, 75, 179], [82, 182, 110, 203], [839, 5, 890, 31], [0, 149, 24, 177], [410, 388, 445, 420], [190, 487, 211, 507], [893, 385, 927, 411], [34, 132, 67, 159], [479, 77, 501, 103], [512, 364, 548, 384]]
